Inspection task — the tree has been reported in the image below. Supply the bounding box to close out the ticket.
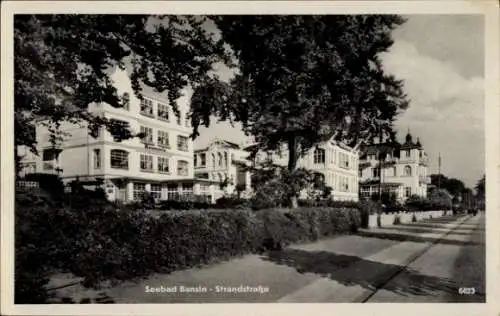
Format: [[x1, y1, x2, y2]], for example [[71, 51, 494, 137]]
[[475, 174, 485, 198], [475, 174, 485, 210], [430, 174, 466, 198], [14, 15, 229, 176], [190, 15, 409, 207]]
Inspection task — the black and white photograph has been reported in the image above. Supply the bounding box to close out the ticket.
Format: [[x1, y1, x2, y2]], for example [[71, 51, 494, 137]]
[[1, 1, 499, 316]]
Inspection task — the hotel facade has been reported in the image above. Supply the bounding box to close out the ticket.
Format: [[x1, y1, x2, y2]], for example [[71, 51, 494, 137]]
[[244, 136, 360, 202], [193, 139, 253, 200], [18, 68, 219, 203], [358, 132, 431, 203]]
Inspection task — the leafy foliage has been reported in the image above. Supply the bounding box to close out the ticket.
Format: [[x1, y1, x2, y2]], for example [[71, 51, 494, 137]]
[[189, 16, 409, 206], [15, 192, 361, 303], [430, 174, 467, 198], [475, 174, 485, 198], [405, 194, 451, 211], [14, 15, 229, 164]]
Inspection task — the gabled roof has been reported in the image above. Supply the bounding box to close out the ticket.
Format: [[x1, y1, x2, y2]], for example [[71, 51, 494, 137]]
[[195, 138, 242, 152]]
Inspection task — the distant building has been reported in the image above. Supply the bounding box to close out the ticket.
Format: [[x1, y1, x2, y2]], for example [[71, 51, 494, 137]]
[[358, 132, 431, 203], [244, 135, 360, 202], [18, 67, 220, 203], [193, 138, 253, 200]]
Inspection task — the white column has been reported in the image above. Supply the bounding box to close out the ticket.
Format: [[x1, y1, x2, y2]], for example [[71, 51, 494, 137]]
[[245, 170, 252, 191], [193, 183, 201, 195], [127, 182, 134, 202]]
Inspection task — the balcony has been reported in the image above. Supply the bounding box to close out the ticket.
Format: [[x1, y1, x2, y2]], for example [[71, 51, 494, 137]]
[[419, 176, 431, 184]]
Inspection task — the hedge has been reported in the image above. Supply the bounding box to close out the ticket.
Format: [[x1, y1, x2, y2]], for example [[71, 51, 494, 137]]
[[15, 192, 362, 303]]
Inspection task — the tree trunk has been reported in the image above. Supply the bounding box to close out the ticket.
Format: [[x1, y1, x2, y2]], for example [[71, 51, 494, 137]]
[[287, 135, 299, 208]]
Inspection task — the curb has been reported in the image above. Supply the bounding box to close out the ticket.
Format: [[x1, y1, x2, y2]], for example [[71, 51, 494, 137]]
[[356, 214, 472, 303]]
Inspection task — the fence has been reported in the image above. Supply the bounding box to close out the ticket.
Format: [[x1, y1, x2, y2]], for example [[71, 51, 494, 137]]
[[16, 181, 40, 190]]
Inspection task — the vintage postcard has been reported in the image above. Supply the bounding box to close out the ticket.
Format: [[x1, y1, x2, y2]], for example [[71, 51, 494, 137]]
[[1, 1, 499, 316]]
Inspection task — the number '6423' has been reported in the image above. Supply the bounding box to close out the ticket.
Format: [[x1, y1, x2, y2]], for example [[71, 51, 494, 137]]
[[459, 287, 476, 295]]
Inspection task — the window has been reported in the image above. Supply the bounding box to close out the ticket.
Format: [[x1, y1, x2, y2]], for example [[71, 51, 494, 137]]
[[42, 148, 56, 161], [177, 135, 189, 152], [197, 172, 209, 179], [313, 148, 325, 164], [157, 103, 169, 121], [122, 92, 130, 111], [194, 155, 198, 167], [404, 150, 411, 158], [339, 152, 350, 169], [140, 98, 154, 116], [133, 183, 146, 201], [200, 183, 210, 195], [158, 157, 169, 173], [176, 112, 182, 125], [200, 153, 206, 167], [89, 126, 101, 139], [43, 162, 54, 171], [157, 130, 169, 148], [185, 116, 190, 127], [140, 126, 154, 144], [93, 149, 101, 169], [150, 184, 162, 200], [405, 187, 412, 197], [110, 149, 129, 169], [177, 160, 189, 176], [181, 183, 194, 197], [224, 152, 228, 166], [218, 153, 223, 166], [109, 119, 129, 142], [167, 184, 178, 200], [372, 167, 380, 178], [392, 166, 397, 177], [404, 165, 412, 176], [212, 153, 216, 167], [140, 154, 153, 171]]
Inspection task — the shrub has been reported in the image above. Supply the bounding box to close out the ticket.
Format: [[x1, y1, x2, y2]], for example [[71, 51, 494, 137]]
[[23, 173, 65, 198], [215, 197, 251, 209], [405, 194, 451, 211], [157, 199, 212, 211], [15, 191, 362, 303]]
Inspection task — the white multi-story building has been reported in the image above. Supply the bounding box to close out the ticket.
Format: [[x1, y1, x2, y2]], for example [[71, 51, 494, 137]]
[[358, 132, 431, 202], [193, 138, 253, 200], [18, 67, 219, 203], [244, 135, 360, 202]]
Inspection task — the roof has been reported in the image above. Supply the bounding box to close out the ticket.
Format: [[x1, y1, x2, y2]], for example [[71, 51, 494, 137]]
[[359, 142, 401, 158], [194, 138, 242, 152]]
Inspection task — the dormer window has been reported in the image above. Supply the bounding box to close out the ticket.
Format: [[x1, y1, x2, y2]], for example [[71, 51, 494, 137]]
[[157, 103, 169, 121], [140, 98, 154, 117]]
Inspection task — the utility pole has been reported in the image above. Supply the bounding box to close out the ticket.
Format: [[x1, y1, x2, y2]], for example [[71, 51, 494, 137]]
[[438, 152, 442, 189]]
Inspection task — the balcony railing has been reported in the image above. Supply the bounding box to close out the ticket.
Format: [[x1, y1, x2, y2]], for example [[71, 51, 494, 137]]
[[419, 176, 431, 184]]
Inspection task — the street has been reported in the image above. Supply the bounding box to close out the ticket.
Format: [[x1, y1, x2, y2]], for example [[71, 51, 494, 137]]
[[48, 213, 485, 303]]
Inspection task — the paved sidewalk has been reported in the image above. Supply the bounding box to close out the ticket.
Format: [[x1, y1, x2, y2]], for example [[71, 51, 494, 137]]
[[47, 214, 475, 303], [367, 213, 485, 302]]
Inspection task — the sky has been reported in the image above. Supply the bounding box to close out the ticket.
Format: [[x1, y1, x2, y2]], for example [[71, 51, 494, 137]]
[[191, 15, 485, 189]]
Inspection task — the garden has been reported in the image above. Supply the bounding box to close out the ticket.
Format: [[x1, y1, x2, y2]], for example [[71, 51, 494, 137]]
[[15, 172, 454, 304]]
